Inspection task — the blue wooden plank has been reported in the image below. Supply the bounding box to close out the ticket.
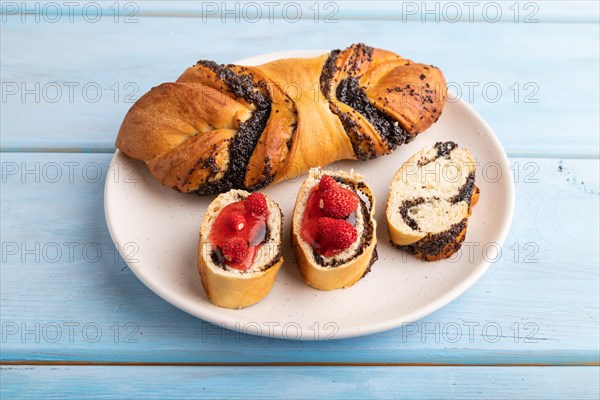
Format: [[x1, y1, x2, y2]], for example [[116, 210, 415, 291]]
[[1, 153, 598, 364], [1, 366, 599, 400], [144, 1, 600, 23], [1, 17, 598, 157], [2, 1, 598, 23]]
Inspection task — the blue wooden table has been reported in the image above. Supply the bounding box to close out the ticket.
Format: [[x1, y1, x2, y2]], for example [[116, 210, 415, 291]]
[[1, 2, 599, 398]]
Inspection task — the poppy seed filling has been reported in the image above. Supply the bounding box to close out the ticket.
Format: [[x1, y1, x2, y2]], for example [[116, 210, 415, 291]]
[[395, 219, 467, 257], [319, 46, 412, 160], [193, 61, 272, 195], [398, 197, 426, 231], [336, 77, 411, 150]]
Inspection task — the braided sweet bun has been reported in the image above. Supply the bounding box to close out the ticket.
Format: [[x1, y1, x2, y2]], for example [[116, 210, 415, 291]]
[[116, 43, 446, 195]]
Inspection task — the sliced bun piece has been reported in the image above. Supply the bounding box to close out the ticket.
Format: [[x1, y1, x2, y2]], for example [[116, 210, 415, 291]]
[[386, 141, 479, 261], [291, 168, 378, 290], [198, 190, 283, 308]]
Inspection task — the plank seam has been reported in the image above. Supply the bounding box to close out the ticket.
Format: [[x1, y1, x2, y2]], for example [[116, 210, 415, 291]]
[[1, 361, 599, 367], [0, 13, 598, 24]]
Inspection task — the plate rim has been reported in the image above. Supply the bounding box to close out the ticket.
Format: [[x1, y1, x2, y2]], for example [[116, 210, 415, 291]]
[[104, 49, 516, 340]]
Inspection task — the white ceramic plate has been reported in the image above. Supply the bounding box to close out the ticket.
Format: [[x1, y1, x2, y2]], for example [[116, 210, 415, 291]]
[[105, 50, 515, 340]]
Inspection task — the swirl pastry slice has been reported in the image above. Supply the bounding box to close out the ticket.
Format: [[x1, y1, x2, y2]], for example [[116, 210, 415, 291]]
[[291, 168, 377, 290], [116, 43, 446, 195], [198, 190, 283, 308], [386, 142, 480, 261]]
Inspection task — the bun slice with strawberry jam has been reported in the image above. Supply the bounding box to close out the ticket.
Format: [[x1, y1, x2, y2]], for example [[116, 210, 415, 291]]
[[198, 190, 283, 308], [291, 168, 378, 290]]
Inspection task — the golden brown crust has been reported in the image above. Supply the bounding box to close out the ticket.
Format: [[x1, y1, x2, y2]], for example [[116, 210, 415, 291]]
[[116, 44, 447, 195], [116, 83, 250, 162], [366, 63, 446, 135], [257, 55, 356, 183], [324, 44, 446, 158], [147, 128, 236, 192], [292, 229, 376, 291], [198, 248, 283, 309], [291, 169, 377, 291]]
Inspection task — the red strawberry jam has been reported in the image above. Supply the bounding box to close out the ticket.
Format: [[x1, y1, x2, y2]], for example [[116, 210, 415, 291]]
[[209, 194, 268, 271], [300, 178, 359, 257]]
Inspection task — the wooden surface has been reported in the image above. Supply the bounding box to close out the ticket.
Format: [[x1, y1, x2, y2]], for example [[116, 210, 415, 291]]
[[2, 12, 599, 157], [1, 153, 599, 364], [1, 1, 599, 399], [2, 366, 599, 400]]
